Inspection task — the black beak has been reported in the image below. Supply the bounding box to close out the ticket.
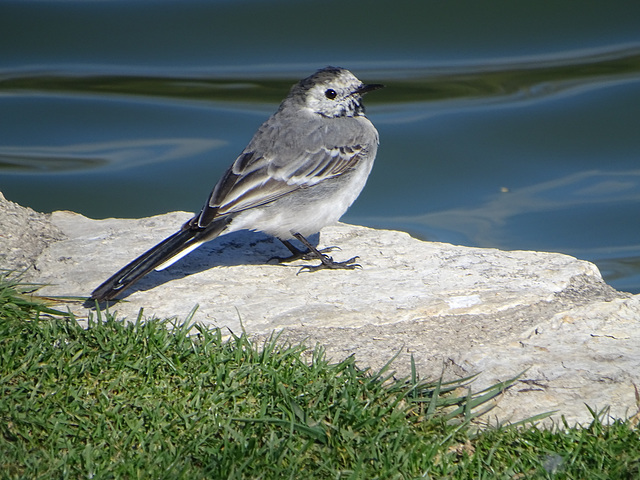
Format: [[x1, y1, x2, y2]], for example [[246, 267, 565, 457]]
[[356, 83, 385, 95]]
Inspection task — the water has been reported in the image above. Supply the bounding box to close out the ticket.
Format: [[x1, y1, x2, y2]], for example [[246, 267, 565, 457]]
[[1, 0, 640, 293]]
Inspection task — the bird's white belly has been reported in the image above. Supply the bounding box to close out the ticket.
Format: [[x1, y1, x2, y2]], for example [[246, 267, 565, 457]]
[[228, 157, 374, 240]]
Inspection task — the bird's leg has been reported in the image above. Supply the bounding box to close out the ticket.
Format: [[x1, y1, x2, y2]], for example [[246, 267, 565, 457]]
[[268, 238, 340, 263], [292, 233, 360, 274]]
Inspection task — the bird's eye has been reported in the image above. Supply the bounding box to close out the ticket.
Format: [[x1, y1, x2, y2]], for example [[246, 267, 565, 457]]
[[324, 89, 337, 100]]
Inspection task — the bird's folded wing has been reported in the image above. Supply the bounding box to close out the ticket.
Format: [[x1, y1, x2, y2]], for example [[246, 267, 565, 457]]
[[200, 144, 367, 220]]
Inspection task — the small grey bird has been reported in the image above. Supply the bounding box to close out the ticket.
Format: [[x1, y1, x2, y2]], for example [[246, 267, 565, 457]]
[[90, 66, 383, 302]]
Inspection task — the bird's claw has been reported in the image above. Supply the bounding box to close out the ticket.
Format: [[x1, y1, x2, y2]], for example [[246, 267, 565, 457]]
[[269, 246, 341, 264], [296, 256, 361, 275]]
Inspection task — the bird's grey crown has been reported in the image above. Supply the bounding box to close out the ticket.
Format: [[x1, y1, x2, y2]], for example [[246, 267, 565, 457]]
[[296, 66, 347, 91]]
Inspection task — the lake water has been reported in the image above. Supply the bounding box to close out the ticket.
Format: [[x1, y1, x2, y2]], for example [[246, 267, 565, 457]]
[[2, 0, 640, 293]]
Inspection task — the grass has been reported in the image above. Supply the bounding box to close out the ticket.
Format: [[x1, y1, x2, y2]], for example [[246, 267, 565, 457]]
[[1, 271, 639, 479]]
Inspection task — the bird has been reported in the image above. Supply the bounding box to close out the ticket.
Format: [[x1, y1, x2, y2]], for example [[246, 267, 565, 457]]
[[89, 66, 383, 302]]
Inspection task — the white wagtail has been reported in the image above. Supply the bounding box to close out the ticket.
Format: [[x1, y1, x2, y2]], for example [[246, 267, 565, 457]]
[[90, 66, 383, 302]]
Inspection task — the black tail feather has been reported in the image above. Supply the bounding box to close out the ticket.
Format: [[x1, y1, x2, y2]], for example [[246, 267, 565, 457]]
[[89, 218, 229, 302]]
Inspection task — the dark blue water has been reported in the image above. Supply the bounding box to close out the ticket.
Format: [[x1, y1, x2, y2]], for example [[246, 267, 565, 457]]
[[2, 0, 640, 293]]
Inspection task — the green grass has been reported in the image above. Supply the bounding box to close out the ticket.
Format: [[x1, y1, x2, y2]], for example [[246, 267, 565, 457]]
[[1, 271, 639, 479]]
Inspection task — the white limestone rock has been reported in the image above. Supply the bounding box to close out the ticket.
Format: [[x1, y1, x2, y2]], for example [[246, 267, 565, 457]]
[[0, 192, 65, 273]]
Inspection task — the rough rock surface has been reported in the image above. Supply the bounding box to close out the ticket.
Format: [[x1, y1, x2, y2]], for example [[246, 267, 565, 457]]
[[0, 192, 66, 273], [2, 192, 639, 426]]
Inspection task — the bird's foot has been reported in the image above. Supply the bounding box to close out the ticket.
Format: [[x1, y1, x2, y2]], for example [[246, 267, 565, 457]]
[[268, 238, 340, 264], [296, 255, 361, 274], [271, 233, 361, 273], [269, 246, 341, 264]]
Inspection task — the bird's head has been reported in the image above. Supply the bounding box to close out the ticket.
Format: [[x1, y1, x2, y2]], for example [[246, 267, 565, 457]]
[[290, 66, 383, 118]]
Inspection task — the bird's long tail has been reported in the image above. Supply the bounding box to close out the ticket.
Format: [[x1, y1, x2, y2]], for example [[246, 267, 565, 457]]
[[89, 218, 229, 302]]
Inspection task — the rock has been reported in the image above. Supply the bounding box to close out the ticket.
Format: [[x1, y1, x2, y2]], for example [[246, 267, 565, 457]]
[[0, 192, 66, 275], [459, 294, 640, 425], [2, 191, 639, 426]]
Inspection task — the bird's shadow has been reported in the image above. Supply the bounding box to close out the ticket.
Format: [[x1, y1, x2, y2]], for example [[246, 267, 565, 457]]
[[86, 230, 321, 305]]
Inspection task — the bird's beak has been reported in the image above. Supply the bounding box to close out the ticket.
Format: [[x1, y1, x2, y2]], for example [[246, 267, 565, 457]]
[[356, 83, 385, 95]]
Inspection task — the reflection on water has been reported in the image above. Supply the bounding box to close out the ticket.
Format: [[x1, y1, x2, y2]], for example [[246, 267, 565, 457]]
[[2, 45, 639, 115], [0, 153, 107, 172], [0, 138, 225, 174], [383, 169, 640, 246]]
